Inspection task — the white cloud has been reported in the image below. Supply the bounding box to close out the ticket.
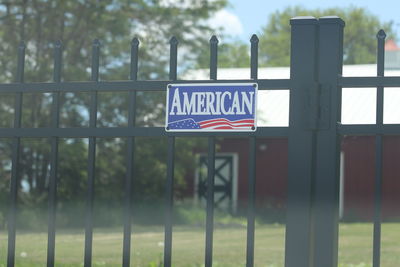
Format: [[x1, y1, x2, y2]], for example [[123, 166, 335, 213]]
[[209, 10, 244, 37], [159, 0, 203, 9]]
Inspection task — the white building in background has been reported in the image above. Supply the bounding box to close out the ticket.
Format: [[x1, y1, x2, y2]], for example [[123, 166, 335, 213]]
[[184, 64, 400, 126]]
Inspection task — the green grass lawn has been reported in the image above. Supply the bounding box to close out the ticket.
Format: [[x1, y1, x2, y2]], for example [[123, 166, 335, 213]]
[[0, 223, 399, 266]]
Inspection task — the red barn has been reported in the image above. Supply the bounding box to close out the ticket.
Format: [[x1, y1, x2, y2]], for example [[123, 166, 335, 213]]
[[184, 62, 400, 221]]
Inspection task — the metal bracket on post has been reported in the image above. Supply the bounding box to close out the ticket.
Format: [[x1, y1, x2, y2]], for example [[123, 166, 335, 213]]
[[307, 81, 320, 130], [318, 84, 331, 130], [307, 83, 331, 131]]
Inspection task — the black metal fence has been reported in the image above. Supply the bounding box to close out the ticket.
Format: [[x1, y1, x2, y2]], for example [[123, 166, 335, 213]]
[[1, 15, 400, 267]]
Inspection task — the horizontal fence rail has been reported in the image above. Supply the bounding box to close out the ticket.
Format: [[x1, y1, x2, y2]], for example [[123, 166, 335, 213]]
[[338, 124, 400, 135], [339, 76, 400, 87], [0, 126, 289, 138], [0, 79, 290, 93]]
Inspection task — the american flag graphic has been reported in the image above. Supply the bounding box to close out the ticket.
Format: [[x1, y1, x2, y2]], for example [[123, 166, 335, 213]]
[[168, 119, 201, 129], [168, 118, 254, 130]]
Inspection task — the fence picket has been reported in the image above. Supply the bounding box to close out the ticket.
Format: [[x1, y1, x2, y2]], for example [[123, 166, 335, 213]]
[[373, 29, 386, 267], [84, 39, 100, 267], [47, 39, 63, 267], [7, 41, 25, 267]]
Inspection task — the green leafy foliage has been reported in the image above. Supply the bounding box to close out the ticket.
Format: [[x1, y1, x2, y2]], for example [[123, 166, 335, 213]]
[[196, 41, 251, 69], [259, 6, 396, 66], [0, 0, 224, 229], [0, 0, 227, 81]]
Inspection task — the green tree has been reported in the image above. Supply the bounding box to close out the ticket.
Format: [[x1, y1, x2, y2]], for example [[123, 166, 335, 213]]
[[259, 6, 396, 66], [0, 0, 225, 228], [0, 0, 227, 81], [196, 41, 251, 68]]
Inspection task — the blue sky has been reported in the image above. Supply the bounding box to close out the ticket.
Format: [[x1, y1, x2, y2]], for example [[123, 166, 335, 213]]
[[212, 0, 400, 41]]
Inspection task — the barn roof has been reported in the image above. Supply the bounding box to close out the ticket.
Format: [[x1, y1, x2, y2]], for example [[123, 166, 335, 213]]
[[184, 65, 400, 126], [385, 40, 400, 51]]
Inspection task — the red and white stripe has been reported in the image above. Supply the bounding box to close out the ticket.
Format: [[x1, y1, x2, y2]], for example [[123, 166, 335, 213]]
[[198, 118, 254, 130]]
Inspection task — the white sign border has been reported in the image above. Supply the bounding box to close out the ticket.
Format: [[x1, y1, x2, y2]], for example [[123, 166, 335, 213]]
[[165, 82, 258, 132]]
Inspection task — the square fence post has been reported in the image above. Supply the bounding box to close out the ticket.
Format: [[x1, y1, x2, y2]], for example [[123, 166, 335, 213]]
[[313, 16, 344, 267], [285, 16, 319, 267]]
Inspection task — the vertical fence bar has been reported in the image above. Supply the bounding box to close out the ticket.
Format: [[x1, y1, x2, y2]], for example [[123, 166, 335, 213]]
[[164, 137, 175, 267], [285, 17, 318, 267], [246, 34, 258, 267], [204, 35, 218, 267], [250, 34, 258, 81], [122, 37, 139, 267], [205, 136, 216, 267], [209, 36, 218, 81], [84, 39, 100, 267], [373, 29, 386, 267], [246, 137, 256, 267], [164, 36, 178, 267], [169, 36, 178, 81], [313, 17, 345, 267], [47, 40, 63, 267], [7, 41, 25, 267]]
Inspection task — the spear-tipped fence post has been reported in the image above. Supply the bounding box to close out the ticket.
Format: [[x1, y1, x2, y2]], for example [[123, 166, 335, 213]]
[[130, 37, 139, 81], [47, 39, 63, 267], [84, 38, 101, 267], [210, 35, 218, 80], [373, 28, 386, 267], [164, 35, 179, 267], [8, 40, 26, 267], [122, 36, 140, 267], [250, 34, 259, 80], [169, 36, 178, 81]]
